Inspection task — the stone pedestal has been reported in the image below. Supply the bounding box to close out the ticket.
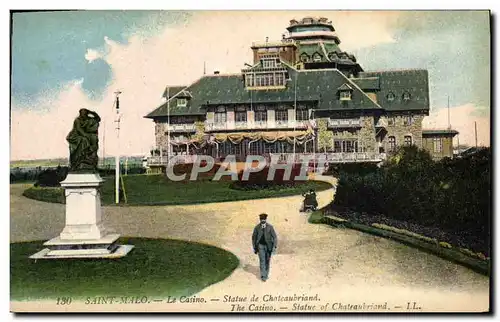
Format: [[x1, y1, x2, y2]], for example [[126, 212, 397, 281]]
[[30, 172, 134, 259]]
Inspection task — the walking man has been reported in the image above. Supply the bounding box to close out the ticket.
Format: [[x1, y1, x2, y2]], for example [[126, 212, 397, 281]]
[[252, 213, 278, 282]]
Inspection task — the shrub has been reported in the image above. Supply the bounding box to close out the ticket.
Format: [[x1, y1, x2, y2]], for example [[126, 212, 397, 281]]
[[34, 166, 69, 187], [332, 146, 491, 255], [231, 164, 306, 190], [169, 163, 222, 180]]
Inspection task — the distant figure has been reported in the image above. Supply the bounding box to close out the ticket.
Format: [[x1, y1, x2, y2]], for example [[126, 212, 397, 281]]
[[252, 213, 278, 282], [302, 189, 318, 212], [66, 108, 101, 171]]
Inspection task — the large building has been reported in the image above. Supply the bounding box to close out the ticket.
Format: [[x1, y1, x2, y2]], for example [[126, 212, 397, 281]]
[[145, 16, 457, 166]]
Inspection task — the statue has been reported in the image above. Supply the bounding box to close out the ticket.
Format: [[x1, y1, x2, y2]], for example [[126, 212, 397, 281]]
[[66, 108, 101, 171]]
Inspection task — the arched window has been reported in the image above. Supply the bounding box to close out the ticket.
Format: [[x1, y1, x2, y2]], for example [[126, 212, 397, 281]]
[[404, 135, 412, 146]]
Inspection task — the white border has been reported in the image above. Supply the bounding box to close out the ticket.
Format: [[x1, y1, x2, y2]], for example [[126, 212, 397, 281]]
[[3, 2, 497, 321]]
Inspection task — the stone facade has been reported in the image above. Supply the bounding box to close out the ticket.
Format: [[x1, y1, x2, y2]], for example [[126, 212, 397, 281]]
[[358, 115, 377, 152], [380, 113, 425, 152], [154, 121, 168, 152]]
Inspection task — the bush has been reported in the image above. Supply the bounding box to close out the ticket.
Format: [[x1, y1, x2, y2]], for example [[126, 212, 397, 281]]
[[34, 166, 69, 187], [231, 164, 307, 190], [169, 163, 222, 180], [23, 187, 65, 204], [324, 163, 379, 177], [332, 146, 491, 255]]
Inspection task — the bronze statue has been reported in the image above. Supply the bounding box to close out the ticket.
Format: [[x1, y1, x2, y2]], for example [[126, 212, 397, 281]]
[[66, 108, 101, 171]]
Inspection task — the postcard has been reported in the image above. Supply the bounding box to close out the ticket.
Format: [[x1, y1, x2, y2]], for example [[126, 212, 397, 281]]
[[9, 10, 491, 313]]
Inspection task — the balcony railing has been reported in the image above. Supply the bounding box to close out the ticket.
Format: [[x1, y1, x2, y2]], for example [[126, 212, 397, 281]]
[[254, 121, 268, 129], [146, 155, 196, 166], [205, 122, 228, 131], [167, 123, 196, 132], [147, 152, 386, 167], [327, 118, 362, 128], [205, 120, 316, 131], [235, 121, 248, 129], [268, 152, 385, 163]]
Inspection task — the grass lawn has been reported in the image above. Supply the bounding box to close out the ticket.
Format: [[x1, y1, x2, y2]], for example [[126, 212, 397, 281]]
[[22, 174, 332, 206], [11, 238, 239, 301]]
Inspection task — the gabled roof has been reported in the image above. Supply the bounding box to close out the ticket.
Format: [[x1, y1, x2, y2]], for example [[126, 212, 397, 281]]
[[162, 86, 187, 99], [337, 83, 353, 91]]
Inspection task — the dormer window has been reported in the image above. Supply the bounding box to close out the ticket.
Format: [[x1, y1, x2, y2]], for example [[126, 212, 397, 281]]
[[328, 52, 338, 61], [402, 91, 411, 101], [313, 52, 323, 62], [337, 83, 353, 101], [177, 98, 187, 107], [340, 91, 352, 101], [387, 92, 396, 102], [300, 53, 310, 63]]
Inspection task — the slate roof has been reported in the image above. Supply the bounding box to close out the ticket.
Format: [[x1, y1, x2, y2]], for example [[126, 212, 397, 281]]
[[145, 67, 383, 118], [351, 77, 380, 91], [358, 69, 430, 112], [162, 86, 186, 99], [146, 67, 430, 118]]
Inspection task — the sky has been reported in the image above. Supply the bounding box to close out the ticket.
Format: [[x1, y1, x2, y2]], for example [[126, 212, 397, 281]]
[[10, 10, 491, 160]]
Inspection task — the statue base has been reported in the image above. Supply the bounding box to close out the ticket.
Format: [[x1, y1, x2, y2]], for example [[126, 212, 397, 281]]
[[30, 172, 134, 259]]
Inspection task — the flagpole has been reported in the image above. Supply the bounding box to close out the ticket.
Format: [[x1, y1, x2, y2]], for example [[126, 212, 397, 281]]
[[167, 87, 170, 166], [293, 71, 297, 164], [447, 96, 451, 130], [114, 90, 122, 204]]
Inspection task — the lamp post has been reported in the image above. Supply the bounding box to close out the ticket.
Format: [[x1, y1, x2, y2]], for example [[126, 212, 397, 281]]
[[114, 90, 122, 204]]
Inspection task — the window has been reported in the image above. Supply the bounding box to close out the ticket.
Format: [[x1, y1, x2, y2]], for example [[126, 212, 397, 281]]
[[387, 92, 395, 102], [313, 53, 322, 62], [403, 115, 414, 126], [433, 137, 443, 153], [276, 109, 288, 122], [255, 111, 267, 122], [333, 139, 358, 152], [340, 91, 352, 101], [387, 117, 395, 126], [275, 73, 285, 86], [262, 59, 277, 68], [404, 135, 412, 146], [245, 74, 254, 87], [249, 72, 286, 87], [296, 109, 309, 121], [215, 107, 227, 123], [235, 111, 247, 123], [388, 136, 396, 152], [300, 54, 310, 63], [177, 98, 187, 107], [334, 140, 342, 153], [402, 91, 411, 101]]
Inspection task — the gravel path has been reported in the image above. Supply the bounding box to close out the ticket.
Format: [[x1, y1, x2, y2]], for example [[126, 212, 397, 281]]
[[10, 176, 490, 312]]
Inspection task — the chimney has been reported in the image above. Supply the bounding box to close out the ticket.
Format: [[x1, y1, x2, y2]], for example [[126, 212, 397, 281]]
[[214, 71, 220, 75]]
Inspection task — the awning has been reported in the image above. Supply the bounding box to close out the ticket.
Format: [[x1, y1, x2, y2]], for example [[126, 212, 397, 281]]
[[213, 129, 314, 145]]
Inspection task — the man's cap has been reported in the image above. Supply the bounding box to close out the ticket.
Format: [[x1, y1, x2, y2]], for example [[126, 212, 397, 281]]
[[259, 213, 268, 220]]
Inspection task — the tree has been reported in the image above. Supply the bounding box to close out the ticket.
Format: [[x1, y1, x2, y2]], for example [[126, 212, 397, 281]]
[[316, 118, 333, 152]]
